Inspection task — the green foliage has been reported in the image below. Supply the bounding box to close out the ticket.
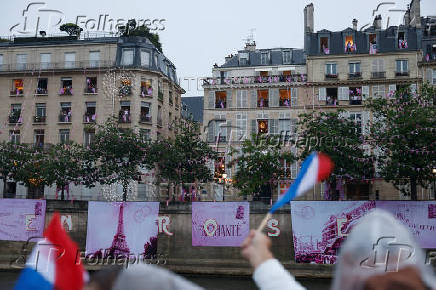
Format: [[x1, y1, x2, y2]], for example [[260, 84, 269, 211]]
[[229, 134, 295, 198], [59, 23, 83, 36], [0, 142, 29, 193], [296, 111, 374, 199], [127, 25, 162, 53], [147, 120, 216, 188], [13, 145, 51, 189], [367, 84, 436, 200], [87, 119, 148, 200]]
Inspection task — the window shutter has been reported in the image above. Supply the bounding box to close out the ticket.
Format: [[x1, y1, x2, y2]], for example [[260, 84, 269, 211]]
[[409, 84, 417, 94], [250, 119, 257, 136], [268, 119, 278, 135], [318, 87, 327, 101], [227, 90, 232, 108], [362, 86, 369, 100], [250, 90, 257, 108], [226, 120, 232, 142], [242, 90, 248, 107], [338, 87, 349, 100], [291, 88, 298, 106], [371, 59, 377, 72], [269, 89, 279, 107], [207, 121, 215, 142], [208, 91, 215, 109]]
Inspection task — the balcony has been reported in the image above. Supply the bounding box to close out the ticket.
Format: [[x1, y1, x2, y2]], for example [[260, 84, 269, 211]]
[[371, 71, 386, 79], [348, 72, 362, 80], [349, 99, 362, 105], [33, 116, 46, 123], [0, 60, 114, 72], [10, 89, 24, 97], [257, 99, 269, 108], [35, 88, 48, 95], [59, 87, 73, 96], [202, 74, 307, 86], [84, 87, 98, 94], [395, 71, 409, 77], [83, 113, 96, 123], [140, 87, 153, 98], [59, 113, 72, 123], [215, 101, 226, 109], [325, 74, 338, 80], [140, 114, 152, 123], [8, 115, 22, 124]]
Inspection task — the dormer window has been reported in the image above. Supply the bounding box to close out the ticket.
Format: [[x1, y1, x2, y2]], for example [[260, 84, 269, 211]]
[[239, 52, 249, 65], [345, 35, 356, 53], [260, 52, 269, 65], [369, 34, 377, 54], [398, 32, 408, 49], [320, 37, 329, 54], [283, 50, 292, 64]]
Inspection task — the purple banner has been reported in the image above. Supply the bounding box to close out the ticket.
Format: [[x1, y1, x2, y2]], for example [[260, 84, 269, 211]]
[[0, 199, 46, 241], [376, 201, 436, 248], [86, 202, 159, 258], [192, 202, 249, 247], [291, 201, 375, 264]]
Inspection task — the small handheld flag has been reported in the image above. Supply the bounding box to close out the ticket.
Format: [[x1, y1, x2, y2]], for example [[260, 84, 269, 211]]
[[257, 152, 334, 231], [15, 212, 86, 290]]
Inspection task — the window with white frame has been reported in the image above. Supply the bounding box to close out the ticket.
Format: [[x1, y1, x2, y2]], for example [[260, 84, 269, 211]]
[[396, 59, 408, 73], [64, 52, 76, 68], [236, 90, 248, 108], [236, 113, 247, 141], [59, 129, 70, 144], [40, 53, 51, 69], [349, 112, 362, 135], [121, 48, 134, 66], [349, 62, 360, 74], [141, 50, 150, 67], [325, 63, 337, 75], [89, 51, 100, 67], [239, 52, 249, 65], [9, 130, 20, 144], [84, 129, 95, 147], [283, 50, 292, 64], [16, 54, 27, 70], [372, 85, 385, 98], [260, 52, 269, 65]]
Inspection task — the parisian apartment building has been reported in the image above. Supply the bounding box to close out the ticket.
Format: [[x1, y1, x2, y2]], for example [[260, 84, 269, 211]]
[[203, 0, 435, 201], [0, 35, 184, 199]]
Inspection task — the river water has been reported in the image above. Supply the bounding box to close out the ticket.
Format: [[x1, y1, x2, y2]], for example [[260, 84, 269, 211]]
[[0, 271, 330, 289]]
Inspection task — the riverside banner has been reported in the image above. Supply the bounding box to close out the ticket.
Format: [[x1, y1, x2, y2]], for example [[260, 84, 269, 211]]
[[291, 201, 436, 264], [192, 202, 249, 246], [86, 202, 159, 258], [376, 201, 436, 249], [0, 199, 46, 241]]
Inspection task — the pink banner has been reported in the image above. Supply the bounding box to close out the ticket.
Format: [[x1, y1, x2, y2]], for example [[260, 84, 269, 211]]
[[291, 201, 375, 264], [0, 199, 46, 241], [376, 201, 436, 248], [86, 202, 159, 258], [192, 202, 249, 247]]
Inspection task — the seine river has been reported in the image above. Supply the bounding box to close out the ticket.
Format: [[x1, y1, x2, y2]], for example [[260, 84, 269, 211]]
[[0, 271, 330, 289]]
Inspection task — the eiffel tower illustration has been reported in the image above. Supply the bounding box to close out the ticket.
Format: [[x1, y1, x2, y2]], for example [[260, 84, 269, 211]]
[[106, 202, 130, 258]]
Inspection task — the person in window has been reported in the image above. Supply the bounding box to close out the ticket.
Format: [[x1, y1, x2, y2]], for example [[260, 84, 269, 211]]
[[346, 41, 352, 52]]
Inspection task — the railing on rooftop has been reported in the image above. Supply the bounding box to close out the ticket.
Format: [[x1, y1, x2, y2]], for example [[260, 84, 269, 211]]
[[202, 74, 307, 86], [0, 32, 119, 43], [0, 61, 114, 73]]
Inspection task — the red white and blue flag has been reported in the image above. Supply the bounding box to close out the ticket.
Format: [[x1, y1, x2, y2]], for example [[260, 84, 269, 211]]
[[270, 152, 334, 213], [15, 213, 86, 290]]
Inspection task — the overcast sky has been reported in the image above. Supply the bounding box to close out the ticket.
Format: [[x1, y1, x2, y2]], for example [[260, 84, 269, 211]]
[[1, 0, 435, 97]]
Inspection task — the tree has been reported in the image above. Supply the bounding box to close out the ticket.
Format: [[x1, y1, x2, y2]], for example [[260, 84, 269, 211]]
[[88, 119, 147, 201], [13, 145, 51, 199], [146, 120, 216, 198], [229, 134, 295, 200], [296, 111, 374, 200], [43, 143, 85, 200], [59, 23, 83, 37], [0, 142, 28, 196], [367, 84, 436, 200], [125, 23, 163, 53]]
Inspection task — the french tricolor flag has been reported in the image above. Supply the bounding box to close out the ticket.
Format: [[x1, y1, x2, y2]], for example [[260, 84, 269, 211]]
[[270, 152, 334, 213], [15, 213, 86, 290]]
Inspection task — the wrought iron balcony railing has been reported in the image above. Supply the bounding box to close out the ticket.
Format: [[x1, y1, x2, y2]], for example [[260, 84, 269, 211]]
[[202, 74, 307, 86]]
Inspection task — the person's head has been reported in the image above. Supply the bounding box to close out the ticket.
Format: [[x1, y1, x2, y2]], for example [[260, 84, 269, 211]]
[[331, 209, 436, 290]]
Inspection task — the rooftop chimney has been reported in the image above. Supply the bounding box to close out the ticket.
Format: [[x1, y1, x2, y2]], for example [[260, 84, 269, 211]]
[[304, 3, 314, 33], [245, 41, 256, 51], [352, 19, 358, 30], [373, 15, 382, 29]]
